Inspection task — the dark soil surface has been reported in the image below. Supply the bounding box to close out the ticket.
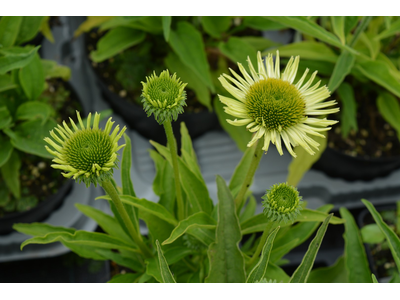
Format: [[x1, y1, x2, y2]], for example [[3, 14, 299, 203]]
[[327, 88, 400, 159]]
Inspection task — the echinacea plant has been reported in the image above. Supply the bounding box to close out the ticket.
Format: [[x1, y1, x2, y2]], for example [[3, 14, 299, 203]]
[[14, 54, 384, 283]]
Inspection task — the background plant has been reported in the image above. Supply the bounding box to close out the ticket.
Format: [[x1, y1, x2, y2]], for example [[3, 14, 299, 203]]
[[0, 16, 72, 215]]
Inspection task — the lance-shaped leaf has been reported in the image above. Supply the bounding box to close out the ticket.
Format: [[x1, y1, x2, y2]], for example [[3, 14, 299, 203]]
[[156, 240, 176, 283], [0, 150, 21, 199], [377, 92, 400, 139], [97, 194, 178, 226], [241, 208, 343, 235], [246, 226, 280, 283], [13, 222, 75, 236], [0, 74, 17, 92], [340, 207, 372, 283], [201, 16, 231, 39], [108, 273, 141, 283], [331, 16, 346, 45], [162, 212, 216, 245], [205, 176, 246, 283], [0, 45, 40, 74], [264, 16, 357, 55], [338, 82, 358, 138], [121, 134, 140, 232], [0, 16, 23, 47], [96, 249, 144, 272], [362, 199, 400, 274], [328, 50, 355, 93], [229, 145, 256, 196], [375, 18, 400, 40], [21, 231, 137, 252], [372, 274, 379, 283], [15, 16, 45, 45], [289, 214, 332, 283], [162, 16, 171, 42], [41, 59, 71, 81], [218, 37, 257, 74], [307, 256, 348, 283], [75, 203, 132, 244]]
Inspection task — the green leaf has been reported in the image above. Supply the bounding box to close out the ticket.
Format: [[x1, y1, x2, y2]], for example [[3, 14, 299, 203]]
[[340, 207, 373, 283], [359, 32, 380, 60], [205, 176, 246, 283], [162, 16, 171, 42], [0, 74, 17, 92], [355, 59, 400, 98], [218, 37, 257, 73], [121, 133, 139, 233], [164, 51, 211, 110], [96, 249, 144, 273], [98, 16, 145, 31], [13, 222, 75, 236], [361, 224, 386, 244], [375, 18, 400, 40], [328, 50, 355, 93], [21, 230, 137, 252], [19, 52, 45, 100], [169, 21, 214, 92], [0, 16, 23, 47], [337, 82, 358, 138], [0, 46, 40, 74], [162, 212, 216, 245], [272, 204, 334, 263], [241, 207, 343, 235], [150, 140, 213, 215], [0, 105, 12, 130], [75, 203, 132, 244], [229, 145, 256, 196], [180, 122, 199, 168], [201, 16, 231, 39], [97, 194, 178, 227], [246, 226, 280, 283], [156, 240, 176, 283], [289, 214, 332, 283], [0, 134, 13, 168], [39, 16, 54, 43], [15, 101, 53, 122], [90, 27, 146, 63], [0, 150, 21, 199], [331, 16, 346, 44], [15, 16, 45, 45], [264, 16, 357, 55], [73, 16, 114, 38], [377, 91, 400, 139], [242, 17, 286, 31], [239, 36, 280, 52], [265, 262, 290, 283], [214, 97, 252, 152], [41, 59, 71, 81], [264, 41, 338, 63], [372, 273, 379, 283], [307, 256, 348, 283], [286, 132, 327, 187], [108, 273, 141, 283], [4, 118, 56, 158], [344, 16, 359, 37], [362, 199, 400, 274]]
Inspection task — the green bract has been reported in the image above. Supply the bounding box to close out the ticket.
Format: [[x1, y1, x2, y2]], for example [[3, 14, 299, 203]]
[[262, 182, 303, 223], [44, 111, 126, 187], [141, 70, 187, 124]]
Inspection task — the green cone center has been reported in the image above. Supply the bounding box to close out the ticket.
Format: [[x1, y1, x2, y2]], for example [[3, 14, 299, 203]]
[[64, 129, 113, 172], [245, 78, 305, 131], [269, 185, 300, 213], [147, 76, 181, 107]]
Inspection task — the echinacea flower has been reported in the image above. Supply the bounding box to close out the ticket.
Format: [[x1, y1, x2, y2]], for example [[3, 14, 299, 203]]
[[262, 182, 303, 223], [218, 51, 339, 157], [141, 70, 187, 124], [44, 111, 126, 187]]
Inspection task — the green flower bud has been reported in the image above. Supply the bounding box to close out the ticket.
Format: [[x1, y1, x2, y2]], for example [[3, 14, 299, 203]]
[[44, 111, 126, 187], [141, 70, 187, 124], [262, 182, 303, 223]]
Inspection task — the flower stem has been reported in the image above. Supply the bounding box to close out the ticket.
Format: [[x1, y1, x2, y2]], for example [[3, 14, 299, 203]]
[[234, 137, 264, 213], [101, 180, 153, 258], [247, 221, 276, 267], [163, 120, 185, 221]]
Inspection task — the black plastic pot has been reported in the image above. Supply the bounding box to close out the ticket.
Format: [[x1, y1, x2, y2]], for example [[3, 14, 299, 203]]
[[312, 146, 400, 181], [0, 180, 73, 235], [95, 72, 220, 146]]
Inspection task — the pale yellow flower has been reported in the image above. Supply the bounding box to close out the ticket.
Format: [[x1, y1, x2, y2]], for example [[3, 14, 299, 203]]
[[219, 51, 339, 157]]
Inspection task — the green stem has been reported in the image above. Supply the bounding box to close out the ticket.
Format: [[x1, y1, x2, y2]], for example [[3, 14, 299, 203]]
[[247, 221, 275, 267], [349, 16, 373, 47], [234, 137, 264, 213], [101, 180, 153, 258], [163, 120, 185, 221]]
